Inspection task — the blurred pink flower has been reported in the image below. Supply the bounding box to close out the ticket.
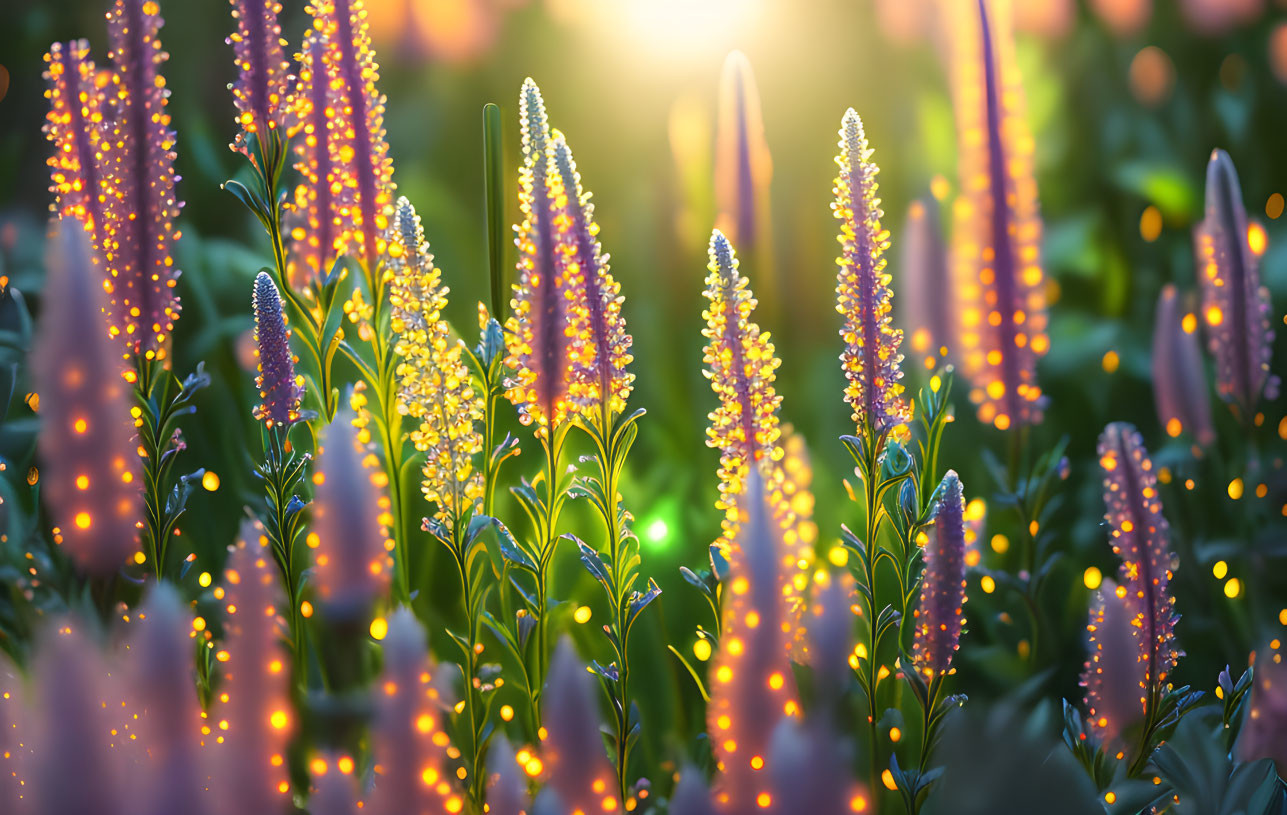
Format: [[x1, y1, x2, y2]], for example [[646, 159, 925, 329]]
[[1090, 0, 1152, 37], [1180, 0, 1264, 35]]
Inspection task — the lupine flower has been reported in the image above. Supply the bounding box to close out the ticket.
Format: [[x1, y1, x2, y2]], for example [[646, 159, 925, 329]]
[[368, 610, 462, 815], [1097, 423, 1181, 701], [703, 230, 783, 549], [308, 761, 360, 815], [707, 467, 797, 812], [1151, 285, 1214, 446], [1195, 149, 1278, 417], [484, 736, 530, 815], [948, 0, 1048, 431], [667, 768, 718, 815], [33, 221, 140, 576], [130, 584, 208, 815], [29, 625, 125, 815], [900, 196, 953, 369], [1238, 638, 1287, 779], [387, 198, 484, 522], [833, 108, 909, 437], [286, 32, 347, 287], [308, 0, 397, 271], [541, 638, 618, 814], [225, 0, 291, 156], [252, 271, 303, 427], [768, 716, 866, 815], [775, 428, 819, 662], [1081, 579, 1146, 745], [210, 522, 292, 813], [505, 78, 576, 433], [42, 40, 113, 254], [549, 132, 635, 416], [715, 50, 772, 252], [311, 406, 392, 618], [103, 0, 183, 358], [913, 471, 968, 677]]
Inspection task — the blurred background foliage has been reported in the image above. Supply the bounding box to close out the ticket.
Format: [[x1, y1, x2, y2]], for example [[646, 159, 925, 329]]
[[2, 0, 1287, 797]]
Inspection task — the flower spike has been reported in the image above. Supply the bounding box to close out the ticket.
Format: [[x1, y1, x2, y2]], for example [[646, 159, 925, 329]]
[[549, 131, 635, 415], [1080, 579, 1146, 745], [703, 229, 783, 548], [541, 639, 619, 814], [833, 108, 909, 437], [225, 0, 291, 156], [103, 0, 183, 358], [1097, 422, 1181, 701], [913, 470, 968, 677], [1195, 149, 1278, 417], [33, 221, 141, 575], [948, 0, 1048, 430], [900, 196, 953, 369], [43, 40, 114, 254], [715, 50, 772, 251], [1151, 285, 1214, 446], [252, 272, 303, 427], [387, 197, 484, 523], [505, 78, 575, 433], [1238, 638, 1287, 778]]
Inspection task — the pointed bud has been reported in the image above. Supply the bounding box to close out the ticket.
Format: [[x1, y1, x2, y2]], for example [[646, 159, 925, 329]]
[[1151, 285, 1214, 446]]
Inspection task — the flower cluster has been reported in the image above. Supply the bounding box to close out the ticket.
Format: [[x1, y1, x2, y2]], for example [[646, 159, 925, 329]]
[[833, 108, 909, 437], [252, 271, 304, 427], [702, 230, 783, 538], [387, 197, 484, 522], [225, 0, 291, 157], [505, 78, 576, 432], [42, 40, 113, 254], [1081, 578, 1146, 744], [912, 471, 969, 677], [549, 132, 635, 417], [1195, 149, 1278, 418], [1096, 423, 1181, 705], [948, 0, 1048, 430], [101, 0, 184, 358]]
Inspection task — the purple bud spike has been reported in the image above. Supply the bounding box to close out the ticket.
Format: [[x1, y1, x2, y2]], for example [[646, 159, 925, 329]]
[[312, 407, 391, 618], [211, 522, 292, 813], [833, 108, 910, 437], [43, 40, 113, 254], [949, 0, 1048, 430], [768, 717, 864, 815], [542, 639, 616, 814], [1238, 639, 1287, 779], [1195, 149, 1278, 417], [899, 196, 953, 366], [131, 584, 209, 815], [1080, 579, 1146, 745], [707, 466, 796, 812], [33, 221, 140, 575], [29, 625, 126, 815], [484, 736, 530, 815], [668, 769, 718, 815], [1151, 285, 1214, 446], [252, 272, 303, 427], [806, 572, 857, 712], [913, 471, 968, 677], [104, 0, 183, 358], [715, 50, 772, 251], [225, 0, 291, 156], [308, 760, 360, 815], [1097, 423, 1181, 698], [368, 610, 458, 815]]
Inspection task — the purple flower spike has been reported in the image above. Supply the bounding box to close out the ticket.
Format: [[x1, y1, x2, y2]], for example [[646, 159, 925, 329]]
[[308, 759, 360, 815], [1238, 639, 1287, 779], [1098, 423, 1181, 697], [833, 108, 910, 437], [226, 0, 291, 156], [131, 584, 209, 815], [33, 221, 141, 576], [1151, 284, 1214, 446], [1081, 579, 1146, 745], [715, 50, 772, 252], [252, 272, 303, 427], [211, 522, 292, 813], [913, 471, 968, 677], [667, 768, 717, 815], [43, 40, 113, 255], [1195, 149, 1278, 418], [1, 658, 32, 806], [368, 611, 456, 815], [312, 407, 391, 619], [484, 736, 531, 815], [900, 196, 953, 367], [542, 638, 616, 814], [104, 0, 183, 358]]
